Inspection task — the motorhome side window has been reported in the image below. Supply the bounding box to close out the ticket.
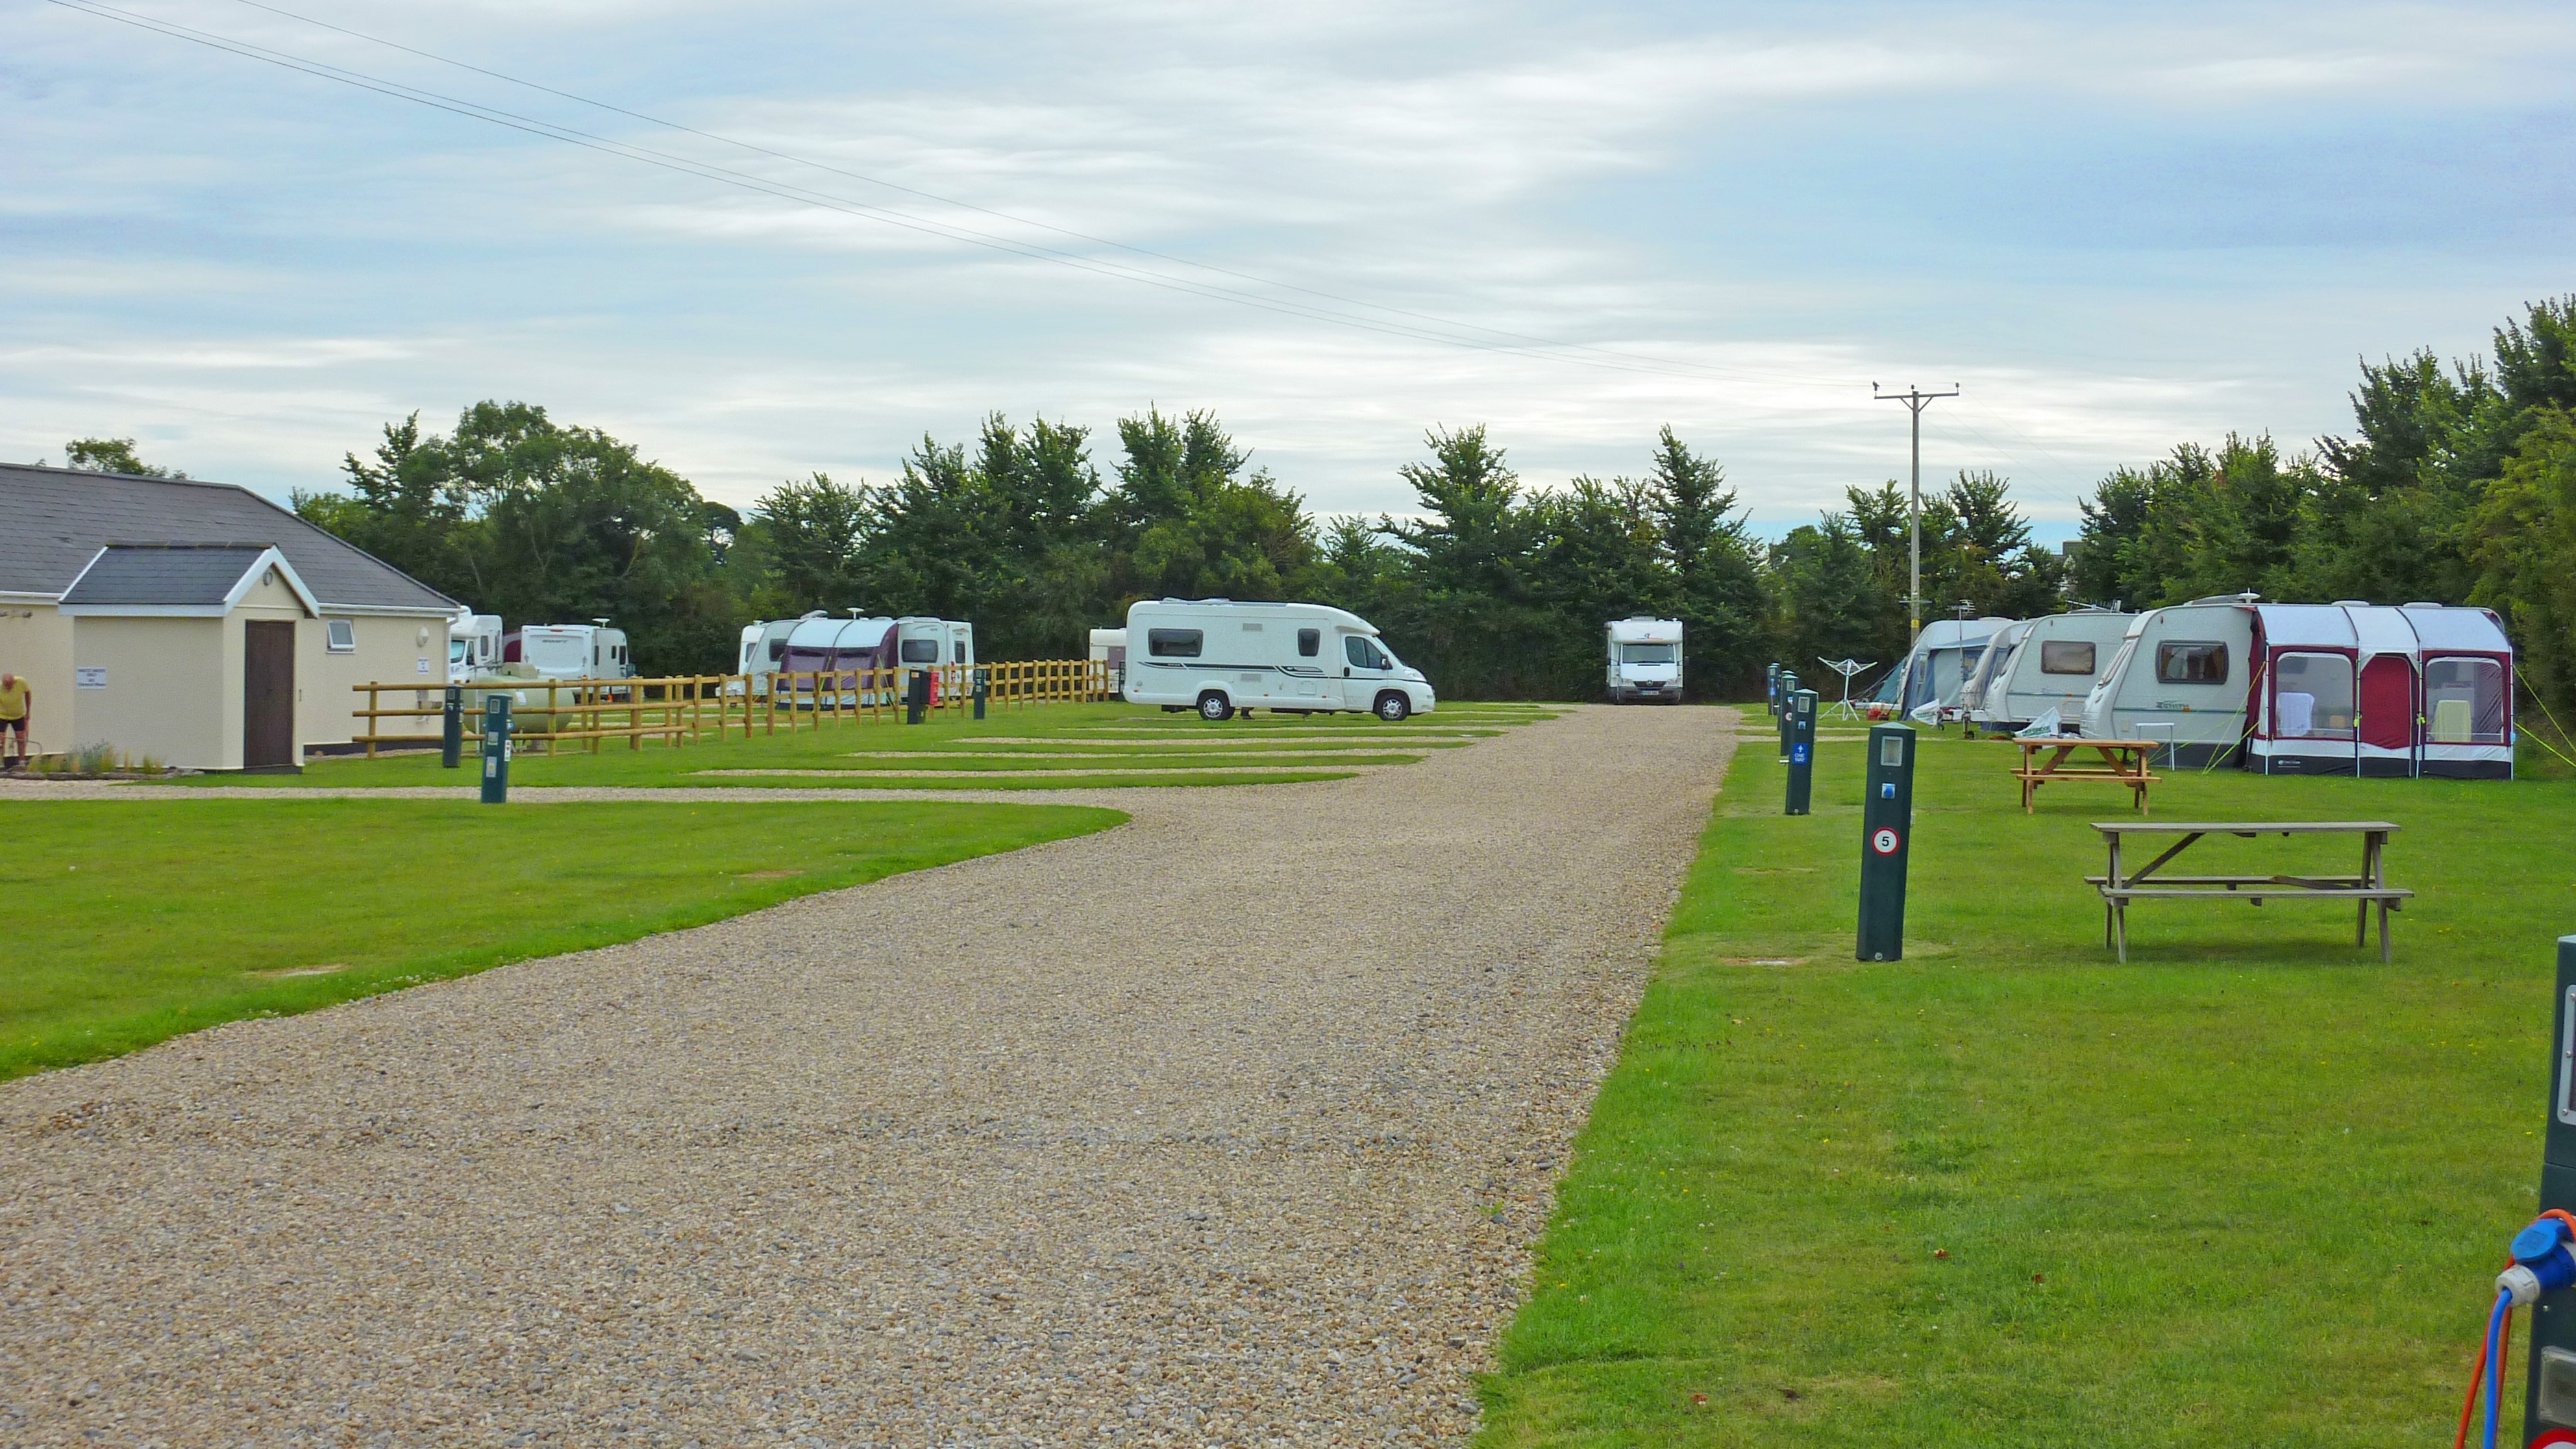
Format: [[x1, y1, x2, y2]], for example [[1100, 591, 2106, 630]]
[[2039, 640, 2096, 675], [2155, 641, 2227, 684], [1146, 628, 1203, 658], [1345, 637, 1390, 670], [1297, 628, 1320, 657], [900, 639, 941, 663]]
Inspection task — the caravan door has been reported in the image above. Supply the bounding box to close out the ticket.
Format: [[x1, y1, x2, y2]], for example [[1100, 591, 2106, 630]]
[[1339, 632, 1398, 712]]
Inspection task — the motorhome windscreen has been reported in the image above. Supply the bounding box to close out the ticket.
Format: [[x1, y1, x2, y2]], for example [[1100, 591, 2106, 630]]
[[1621, 643, 1678, 664], [1298, 628, 1320, 657], [2156, 641, 2229, 684], [2425, 657, 2508, 742], [1146, 628, 1203, 658], [449, 639, 468, 663], [900, 639, 941, 663], [2040, 640, 2096, 675], [2273, 652, 2356, 739]]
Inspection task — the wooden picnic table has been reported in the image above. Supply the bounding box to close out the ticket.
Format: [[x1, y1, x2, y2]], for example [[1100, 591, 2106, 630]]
[[2013, 737, 2158, 815], [2089, 821, 2412, 963]]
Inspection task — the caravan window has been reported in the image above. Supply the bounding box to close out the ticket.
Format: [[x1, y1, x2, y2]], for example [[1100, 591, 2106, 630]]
[[1620, 643, 1677, 665], [2425, 657, 2507, 743], [2155, 641, 2228, 684], [1146, 628, 1203, 658], [768, 639, 789, 662], [2039, 640, 2095, 675], [952, 641, 967, 663], [900, 639, 941, 663], [1297, 628, 1320, 657]]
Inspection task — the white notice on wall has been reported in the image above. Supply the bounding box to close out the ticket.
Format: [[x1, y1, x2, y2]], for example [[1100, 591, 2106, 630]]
[[416, 658, 431, 675], [75, 666, 106, 689]]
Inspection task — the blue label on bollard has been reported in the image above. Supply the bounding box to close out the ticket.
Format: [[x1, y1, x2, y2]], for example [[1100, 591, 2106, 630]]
[[1880, 782, 1896, 799], [1792, 744, 1809, 763]]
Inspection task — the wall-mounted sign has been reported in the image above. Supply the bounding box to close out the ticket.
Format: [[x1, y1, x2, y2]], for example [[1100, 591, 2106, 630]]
[[75, 666, 106, 689], [415, 658, 432, 675]]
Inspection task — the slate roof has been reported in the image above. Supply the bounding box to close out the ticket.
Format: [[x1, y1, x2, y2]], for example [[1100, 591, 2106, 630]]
[[61, 544, 281, 608], [0, 464, 454, 612]]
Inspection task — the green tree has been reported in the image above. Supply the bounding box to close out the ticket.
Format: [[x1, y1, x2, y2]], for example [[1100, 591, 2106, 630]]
[[63, 438, 182, 477], [1648, 427, 1767, 697], [2471, 408, 2576, 735]]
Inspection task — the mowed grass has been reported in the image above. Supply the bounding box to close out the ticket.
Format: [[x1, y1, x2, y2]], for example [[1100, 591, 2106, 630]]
[[0, 797, 1119, 1080], [1480, 727, 2576, 1447], [182, 702, 1546, 790]]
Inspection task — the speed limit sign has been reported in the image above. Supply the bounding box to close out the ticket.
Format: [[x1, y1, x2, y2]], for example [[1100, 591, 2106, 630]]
[[1871, 827, 1901, 856]]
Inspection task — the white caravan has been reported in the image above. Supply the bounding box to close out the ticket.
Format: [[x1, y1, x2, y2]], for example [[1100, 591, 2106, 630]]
[[506, 622, 633, 682], [1885, 617, 2016, 721], [1965, 609, 2136, 733], [447, 610, 503, 684], [734, 611, 827, 694], [1953, 621, 2032, 723], [2075, 595, 2515, 777], [1122, 599, 1436, 722], [1089, 627, 1128, 689], [1605, 617, 1685, 704]]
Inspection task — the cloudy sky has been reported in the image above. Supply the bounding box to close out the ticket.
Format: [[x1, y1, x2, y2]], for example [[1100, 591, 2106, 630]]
[[7, 1, 2572, 538]]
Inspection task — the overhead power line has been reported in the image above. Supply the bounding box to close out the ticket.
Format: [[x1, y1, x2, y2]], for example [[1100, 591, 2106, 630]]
[[46, 0, 1854, 390]]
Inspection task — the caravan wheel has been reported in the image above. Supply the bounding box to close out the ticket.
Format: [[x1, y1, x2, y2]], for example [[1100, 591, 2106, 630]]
[[1197, 691, 1235, 722], [1374, 691, 1411, 723]]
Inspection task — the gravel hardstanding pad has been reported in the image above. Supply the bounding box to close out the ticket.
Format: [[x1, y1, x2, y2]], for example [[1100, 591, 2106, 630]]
[[2, 705, 1733, 1446]]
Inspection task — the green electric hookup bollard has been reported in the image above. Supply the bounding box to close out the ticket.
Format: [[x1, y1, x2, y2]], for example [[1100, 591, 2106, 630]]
[[1776, 670, 1800, 761], [2522, 934, 2576, 1437], [905, 669, 930, 725], [440, 685, 463, 769], [1785, 689, 1818, 815], [972, 667, 989, 721], [478, 693, 510, 804], [1857, 723, 1916, 960]]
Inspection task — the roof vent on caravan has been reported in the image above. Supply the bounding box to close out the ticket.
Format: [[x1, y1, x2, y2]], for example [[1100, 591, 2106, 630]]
[[2331, 599, 2371, 606]]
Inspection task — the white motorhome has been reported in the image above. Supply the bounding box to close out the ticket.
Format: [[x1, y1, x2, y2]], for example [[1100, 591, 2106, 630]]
[[1122, 599, 1435, 721], [506, 622, 633, 682], [447, 610, 503, 684], [1089, 627, 1128, 689], [1965, 609, 2135, 733], [1605, 617, 1684, 704]]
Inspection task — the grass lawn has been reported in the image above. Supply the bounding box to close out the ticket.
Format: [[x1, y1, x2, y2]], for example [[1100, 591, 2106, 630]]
[[1480, 726, 2576, 1446], [181, 702, 1542, 790], [0, 797, 1119, 1080]]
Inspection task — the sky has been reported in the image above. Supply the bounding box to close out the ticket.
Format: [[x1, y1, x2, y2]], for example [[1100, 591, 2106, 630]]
[[6, 1, 2573, 540]]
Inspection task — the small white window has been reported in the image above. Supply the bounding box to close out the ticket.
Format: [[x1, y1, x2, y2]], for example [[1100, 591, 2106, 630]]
[[326, 619, 356, 652]]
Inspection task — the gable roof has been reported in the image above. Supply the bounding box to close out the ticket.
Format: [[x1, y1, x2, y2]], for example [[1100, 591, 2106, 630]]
[[0, 464, 455, 613], [59, 544, 322, 617]]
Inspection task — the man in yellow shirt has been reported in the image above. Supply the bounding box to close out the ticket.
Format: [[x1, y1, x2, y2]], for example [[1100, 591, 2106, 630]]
[[0, 672, 28, 769]]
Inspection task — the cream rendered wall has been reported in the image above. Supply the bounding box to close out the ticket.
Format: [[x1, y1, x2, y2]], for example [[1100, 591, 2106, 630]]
[[0, 603, 73, 754], [71, 616, 227, 768], [302, 612, 447, 747]]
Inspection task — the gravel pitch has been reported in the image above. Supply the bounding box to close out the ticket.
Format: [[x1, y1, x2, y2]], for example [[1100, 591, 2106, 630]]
[[1, 704, 1734, 1447]]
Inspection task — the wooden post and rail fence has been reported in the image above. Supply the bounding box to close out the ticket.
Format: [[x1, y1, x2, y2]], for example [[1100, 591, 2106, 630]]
[[350, 660, 1115, 758]]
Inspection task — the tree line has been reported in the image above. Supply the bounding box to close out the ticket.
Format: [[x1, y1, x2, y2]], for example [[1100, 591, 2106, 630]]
[[78, 292, 2561, 715]]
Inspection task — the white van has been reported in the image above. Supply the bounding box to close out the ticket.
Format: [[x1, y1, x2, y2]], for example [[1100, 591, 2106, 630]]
[[506, 622, 633, 682], [447, 610, 503, 684], [1605, 617, 1683, 703], [1122, 599, 1435, 722]]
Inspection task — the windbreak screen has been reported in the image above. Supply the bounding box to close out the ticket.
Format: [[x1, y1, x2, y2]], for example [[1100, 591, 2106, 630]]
[[2425, 656, 2507, 743], [1147, 628, 1204, 658]]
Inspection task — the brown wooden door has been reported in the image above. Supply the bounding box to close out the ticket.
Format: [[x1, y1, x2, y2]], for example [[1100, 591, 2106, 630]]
[[243, 620, 296, 769]]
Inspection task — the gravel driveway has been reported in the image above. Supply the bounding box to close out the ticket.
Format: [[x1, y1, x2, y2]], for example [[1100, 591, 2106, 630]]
[[2, 704, 1734, 1447]]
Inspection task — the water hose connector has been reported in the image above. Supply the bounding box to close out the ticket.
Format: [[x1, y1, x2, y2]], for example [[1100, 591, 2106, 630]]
[[2499, 1219, 2576, 1306]]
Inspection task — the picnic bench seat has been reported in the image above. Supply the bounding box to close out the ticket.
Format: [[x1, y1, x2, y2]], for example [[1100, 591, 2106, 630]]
[[2011, 737, 2158, 815], [2091, 821, 2413, 963]]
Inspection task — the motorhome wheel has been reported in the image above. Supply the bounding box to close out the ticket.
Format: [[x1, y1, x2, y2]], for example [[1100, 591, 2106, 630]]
[[1197, 691, 1235, 722], [1374, 691, 1410, 723]]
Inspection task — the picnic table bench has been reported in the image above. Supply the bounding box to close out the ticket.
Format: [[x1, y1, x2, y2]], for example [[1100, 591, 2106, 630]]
[[2013, 737, 2158, 815], [2090, 821, 2412, 963]]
